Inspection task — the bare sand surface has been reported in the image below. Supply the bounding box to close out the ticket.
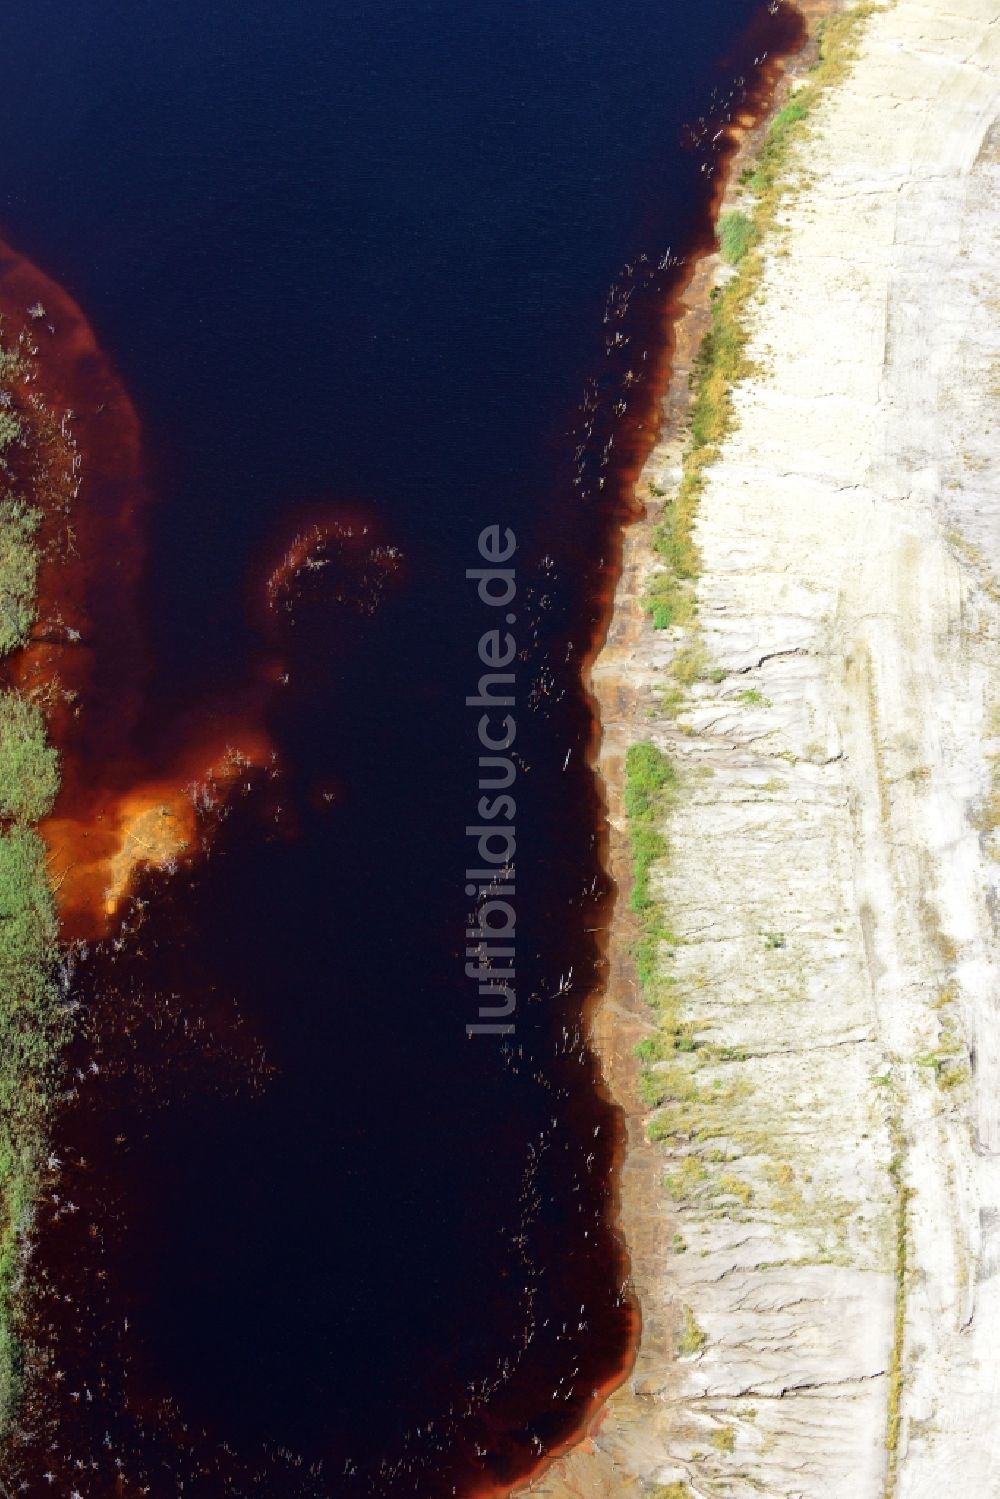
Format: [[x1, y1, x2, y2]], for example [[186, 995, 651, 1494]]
[[526, 1, 1000, 1494]]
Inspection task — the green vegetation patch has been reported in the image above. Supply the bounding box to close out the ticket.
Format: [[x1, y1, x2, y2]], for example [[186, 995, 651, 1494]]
[[625, 1, 889, 1329], [0, 693, 60, 823], [677, 1303, 707, 1357], [0, 334, 64, 1427], [718, 210, 755, 265], [624, 740, 676, 914], [744, 96, 809, 196], [623, 743, 704, 1091], [0, 501, 41, 655], [0, 827, 64, 1426], [0, 413, 21, 455]]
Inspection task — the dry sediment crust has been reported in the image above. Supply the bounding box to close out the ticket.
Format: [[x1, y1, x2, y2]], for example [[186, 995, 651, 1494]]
[[526, 1, 1000, 1495]]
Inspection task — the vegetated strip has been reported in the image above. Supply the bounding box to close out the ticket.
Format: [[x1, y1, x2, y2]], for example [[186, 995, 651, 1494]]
[[632, 0, 885, 1069], [883, 1130, 909, 1499], [0, 326, 66, 1425], [643, 2, 882, 631], [623, 740, 685, 1078], [625, 0, 907, 1439]]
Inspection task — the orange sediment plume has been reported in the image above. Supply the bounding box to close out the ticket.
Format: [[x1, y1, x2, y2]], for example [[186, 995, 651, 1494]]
[[0, 238, 400, 940], [43, 733, 274, 934], [0, 239, 272, 939]]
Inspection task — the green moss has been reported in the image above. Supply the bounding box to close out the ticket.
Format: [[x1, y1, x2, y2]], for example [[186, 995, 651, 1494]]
[[710, 1424, 736, 1453], [937, 1062, 970, 1092], [746, 97, 810, 195], [677, 1304, 707, 1357], [671, 642, 711, 687], [644, 563, 696, 634], [648, 1068, 752, 1144], [718, 1172, 754, 1209], [664, 1156, 707, 1202], [0, 693, 60, 823], [0, 412, 21, 454], [624, 741, 677, 818], [718, 211, 755, 265], [0, 500, 41, 655], [624, 741, 676, 916]]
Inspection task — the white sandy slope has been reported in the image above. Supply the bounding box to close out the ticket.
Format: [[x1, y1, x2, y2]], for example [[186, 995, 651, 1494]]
[[529, 1, 1000, 1496]]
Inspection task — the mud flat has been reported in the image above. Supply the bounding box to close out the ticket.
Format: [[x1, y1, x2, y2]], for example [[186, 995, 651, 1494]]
[[526, 0, 1000, 1494]]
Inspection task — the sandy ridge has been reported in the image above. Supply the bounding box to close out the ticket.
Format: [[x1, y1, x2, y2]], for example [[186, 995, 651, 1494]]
[[526, 1, 1000, 1494]]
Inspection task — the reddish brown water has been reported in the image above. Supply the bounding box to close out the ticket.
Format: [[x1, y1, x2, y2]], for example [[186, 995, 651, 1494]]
[[0, 3, 804, 1494]]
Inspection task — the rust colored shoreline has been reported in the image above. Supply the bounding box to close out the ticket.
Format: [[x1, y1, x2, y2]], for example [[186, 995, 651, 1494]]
[[0, 245, 197, 934], [509, 5, 838, 1494]]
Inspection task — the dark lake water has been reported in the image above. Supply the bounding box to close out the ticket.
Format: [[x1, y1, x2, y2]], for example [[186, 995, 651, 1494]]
[[0, 2, 797, 1494]]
